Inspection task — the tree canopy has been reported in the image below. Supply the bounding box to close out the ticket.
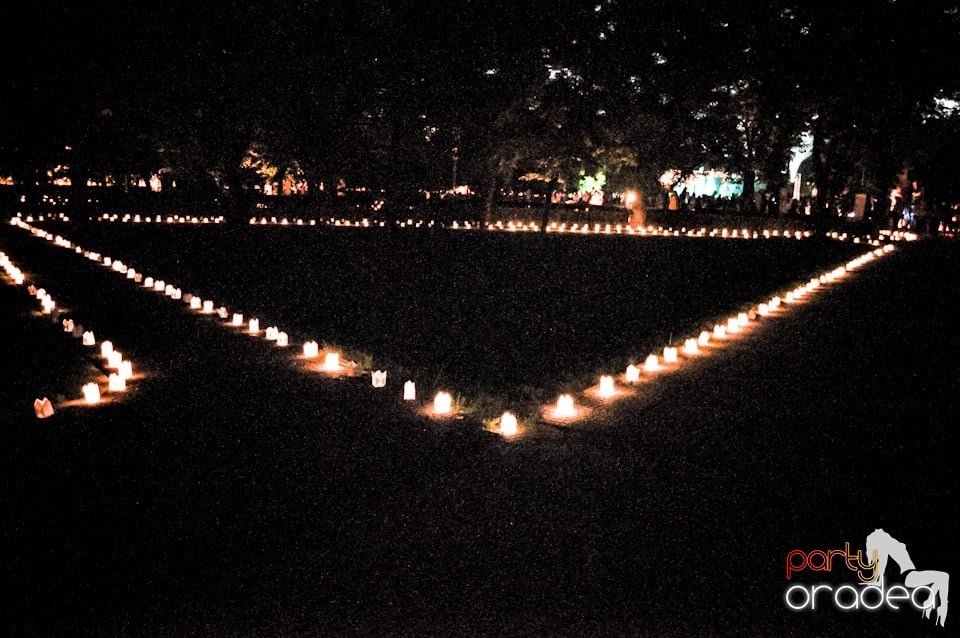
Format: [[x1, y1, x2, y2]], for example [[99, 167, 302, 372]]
[[3, 0, 960, 205]]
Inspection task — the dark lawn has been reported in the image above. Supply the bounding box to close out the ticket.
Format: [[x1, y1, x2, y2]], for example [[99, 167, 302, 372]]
[[21, 223, 868, 401], [2, 223, 957, 638]]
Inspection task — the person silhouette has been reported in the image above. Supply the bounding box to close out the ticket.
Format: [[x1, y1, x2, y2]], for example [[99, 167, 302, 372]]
[[865, 528, 949, 627]]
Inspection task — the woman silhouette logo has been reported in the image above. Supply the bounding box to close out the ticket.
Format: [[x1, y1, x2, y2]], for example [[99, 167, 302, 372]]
[[866, 528, 949, 626]]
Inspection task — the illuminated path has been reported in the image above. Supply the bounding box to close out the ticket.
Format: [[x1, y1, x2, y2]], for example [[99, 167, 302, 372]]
[[3, 218, 957, 638], [8, 218, 894, 435], [1, 250, 140, 409]]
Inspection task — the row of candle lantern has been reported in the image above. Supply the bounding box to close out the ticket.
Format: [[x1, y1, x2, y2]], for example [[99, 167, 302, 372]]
[[243, 215, 916, 247], [1, 248, 137, 412], [543, 243, 896, 422], [94, 213, 225, 224], [10, 217, 895, 437], [12, 219, 461, 429]]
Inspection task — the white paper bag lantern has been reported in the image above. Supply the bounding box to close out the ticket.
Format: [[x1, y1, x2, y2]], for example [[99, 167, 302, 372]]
[[684, 338, 699, 355], [63, 319, 74, 333], [248, 318, 260, 334], [202, 300, 213, 314], [371, 370, 387, 388], [101, 340, 114, 357], [144, 277, 154, 288], [663, 346, 678, 363], [82, 331, 95, 346], [82, 382, 101, 405], [34, 397, 55, 419], [698, 331, 710, 346], [644, 354, 659, 372], [303, 341, 319, 358], [154, 280, 165, 291], [217, 307, 228, 319], [107, 351, 123, 369], [554, 394, 577, 418], [232, 313, 244, 326], [108, 373, 126, 392], [119, 360, 133, 380], [499, 412, 518, 437], [265, 326, 278, 341], [625, 364, 640, 383], [403, 380, 416, 401], [190, 297, 202, 310], [276, 332, 288, 347], [323, 352, 340, 372], [598, 375, 615, 398], [433, 391, 453, 415]]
